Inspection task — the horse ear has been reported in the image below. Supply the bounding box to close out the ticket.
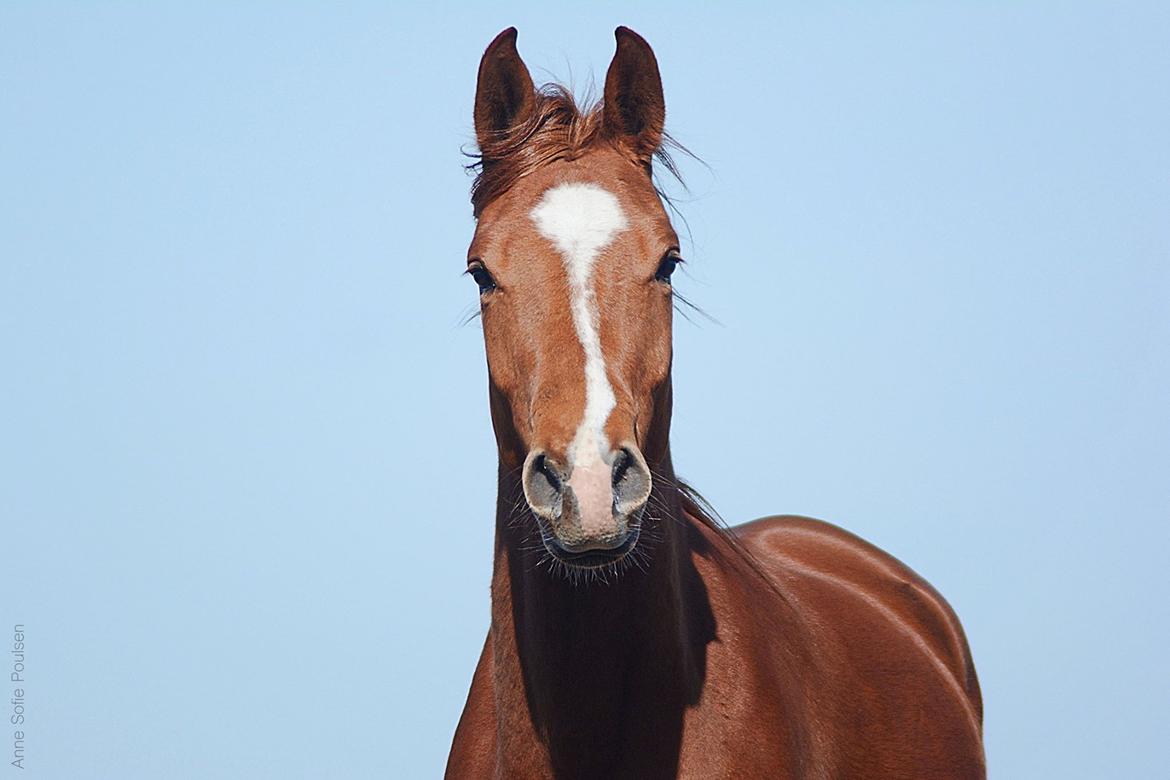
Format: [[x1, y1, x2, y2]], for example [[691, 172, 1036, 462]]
[[474, 28, 536, 151], [602, 27, 665, 169]]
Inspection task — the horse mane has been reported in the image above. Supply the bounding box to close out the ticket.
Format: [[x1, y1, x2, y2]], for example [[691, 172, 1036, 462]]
[[467, 82, 686, 218], [676, 480, 795, 606]]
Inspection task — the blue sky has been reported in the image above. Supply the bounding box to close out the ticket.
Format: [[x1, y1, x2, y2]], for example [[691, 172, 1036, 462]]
[[2, 3, 1167, 777]]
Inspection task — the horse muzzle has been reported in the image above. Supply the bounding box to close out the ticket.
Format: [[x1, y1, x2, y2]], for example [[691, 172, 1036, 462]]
[[521, 444, 652, 568]]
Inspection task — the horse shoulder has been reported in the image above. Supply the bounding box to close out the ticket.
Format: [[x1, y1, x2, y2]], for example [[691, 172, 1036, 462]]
[[733, 515, 985, 780], [735, 515, 980, 710]]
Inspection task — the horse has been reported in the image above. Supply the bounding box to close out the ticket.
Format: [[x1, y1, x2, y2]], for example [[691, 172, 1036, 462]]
[[445, 26, 985, 779]]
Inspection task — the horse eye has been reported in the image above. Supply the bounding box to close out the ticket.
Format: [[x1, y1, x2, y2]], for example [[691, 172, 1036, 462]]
[[467, 264, 496, 294], [655, 252, 681, 284]]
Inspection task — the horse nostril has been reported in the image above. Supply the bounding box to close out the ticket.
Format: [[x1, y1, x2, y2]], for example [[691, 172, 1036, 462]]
[[534, 453, 562, 492], [612, 446, 652, 514], [523, 450, 564, 518], [611, 449, 631, 488]]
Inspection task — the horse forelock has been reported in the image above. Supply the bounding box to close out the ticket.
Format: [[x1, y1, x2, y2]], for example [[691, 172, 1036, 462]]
[[467, 82, 685, 218]]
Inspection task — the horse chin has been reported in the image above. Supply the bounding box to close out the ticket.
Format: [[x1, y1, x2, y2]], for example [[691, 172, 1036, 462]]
[[537, 518, 643, 571]]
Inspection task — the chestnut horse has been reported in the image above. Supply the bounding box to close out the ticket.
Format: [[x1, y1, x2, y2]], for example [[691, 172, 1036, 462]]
[[446, 27, 985, 779]]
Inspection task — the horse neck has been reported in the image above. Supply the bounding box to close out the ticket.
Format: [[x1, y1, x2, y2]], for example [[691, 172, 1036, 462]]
[[489, 452, 708, 775]]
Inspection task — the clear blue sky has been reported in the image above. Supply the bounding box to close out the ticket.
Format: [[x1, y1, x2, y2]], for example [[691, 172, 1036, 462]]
[[2, 3, 1167, 778]]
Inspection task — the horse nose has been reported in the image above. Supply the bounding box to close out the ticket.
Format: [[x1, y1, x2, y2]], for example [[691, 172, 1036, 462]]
[[522, 445, 652, 552]]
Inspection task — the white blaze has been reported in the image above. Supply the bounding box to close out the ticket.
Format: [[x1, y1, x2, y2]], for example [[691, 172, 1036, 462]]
[[531, 182, 626, 526]]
